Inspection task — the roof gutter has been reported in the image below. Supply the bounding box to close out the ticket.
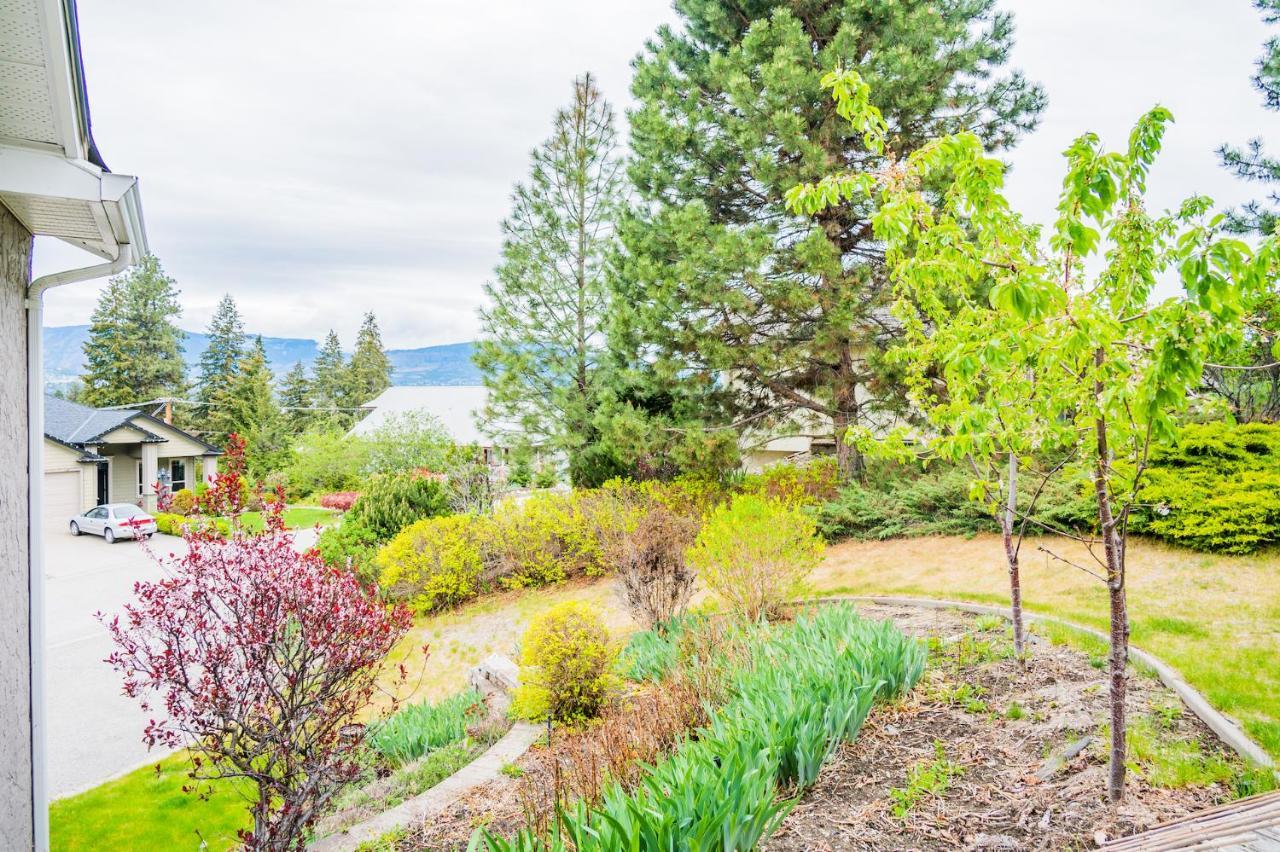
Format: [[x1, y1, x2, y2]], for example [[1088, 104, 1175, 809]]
[[25, 241, 132, 852]]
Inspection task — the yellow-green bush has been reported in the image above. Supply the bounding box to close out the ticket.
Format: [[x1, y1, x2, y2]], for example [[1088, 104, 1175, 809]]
[[1136, 422, 1280, 553], [511, 600, 617, 723], [739, 457, 840, 506], [169, 489, 196, 515], [153, 512, 187, 536], [638, 475, 727, 518], [688, 494, 824, 621], [376, 515, 489, 614], [489, 491, 606, 587]]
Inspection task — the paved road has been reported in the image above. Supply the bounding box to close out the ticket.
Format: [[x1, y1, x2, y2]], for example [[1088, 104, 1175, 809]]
[[44, 525, 320, 799]]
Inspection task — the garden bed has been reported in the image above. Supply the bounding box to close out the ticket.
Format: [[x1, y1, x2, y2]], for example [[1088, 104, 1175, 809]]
[[763, 604, 1265, 850], [375, 605, 1267, 850], [311, 690, 509, 843]]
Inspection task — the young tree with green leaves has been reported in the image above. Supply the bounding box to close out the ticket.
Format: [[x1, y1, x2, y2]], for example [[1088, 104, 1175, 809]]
[[614, 0, 1045, 480], [80, 255, 187, 408], [475, 73, 625, 485], [348, 312, 392, 405], [1220, 0, 1280, 236], [794, 71, 1280, 802]]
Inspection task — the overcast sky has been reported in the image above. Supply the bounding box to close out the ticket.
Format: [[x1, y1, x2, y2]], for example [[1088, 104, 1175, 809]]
[[34, 1, 1280, 350]]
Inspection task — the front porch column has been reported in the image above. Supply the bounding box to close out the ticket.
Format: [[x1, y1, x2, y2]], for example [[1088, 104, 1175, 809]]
[[1, 203, 35, 848], [202, 453, 218, 486], [140, 443, 159, 511]]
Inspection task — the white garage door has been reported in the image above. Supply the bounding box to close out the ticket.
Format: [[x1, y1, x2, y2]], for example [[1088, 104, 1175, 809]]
[[44, 471, 81, 534]]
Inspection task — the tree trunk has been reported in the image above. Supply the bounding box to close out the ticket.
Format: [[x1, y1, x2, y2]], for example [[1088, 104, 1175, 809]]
[[1001, 452, 1026, 662], [1091, 369, 1128, 804], [832, 410, 864, 482], [830, 338, 866, 482]]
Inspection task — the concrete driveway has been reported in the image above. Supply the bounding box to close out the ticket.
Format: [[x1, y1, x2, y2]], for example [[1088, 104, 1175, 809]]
[[44, 525, 321, 799]]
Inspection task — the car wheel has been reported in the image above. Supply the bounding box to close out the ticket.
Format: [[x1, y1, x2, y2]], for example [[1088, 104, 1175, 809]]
[[104, 527, 115, 544], [69, 521, 80, 536]]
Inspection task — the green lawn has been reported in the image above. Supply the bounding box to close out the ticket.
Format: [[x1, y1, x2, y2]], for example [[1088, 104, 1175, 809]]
[[50, 752, 251, 852], [236, 506, 336, 533]]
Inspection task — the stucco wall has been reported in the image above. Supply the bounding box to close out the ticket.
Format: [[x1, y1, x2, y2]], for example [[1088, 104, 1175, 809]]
[[0, 203, 34, 848]]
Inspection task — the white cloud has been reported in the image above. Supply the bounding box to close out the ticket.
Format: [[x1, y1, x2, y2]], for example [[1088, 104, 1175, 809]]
[[35, 1, 1280, 348]]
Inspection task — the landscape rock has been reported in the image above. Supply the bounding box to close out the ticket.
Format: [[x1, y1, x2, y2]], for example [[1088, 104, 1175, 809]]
[[468, 653, 520, 720]]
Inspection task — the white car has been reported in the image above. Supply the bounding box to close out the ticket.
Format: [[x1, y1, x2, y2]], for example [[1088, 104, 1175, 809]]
[[69, 503, 158, 543]]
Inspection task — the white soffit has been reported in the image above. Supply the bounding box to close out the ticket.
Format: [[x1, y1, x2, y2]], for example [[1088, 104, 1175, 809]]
[[0, 0, 146, 259]]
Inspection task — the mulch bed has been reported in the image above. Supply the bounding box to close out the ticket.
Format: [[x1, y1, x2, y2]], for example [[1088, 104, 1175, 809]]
[[394, 604, 1246, 851], [762, 604, 1239, 851]]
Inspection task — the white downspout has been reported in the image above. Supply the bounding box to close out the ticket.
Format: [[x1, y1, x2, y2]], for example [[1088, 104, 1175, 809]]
[[25, 245, 132, 852]]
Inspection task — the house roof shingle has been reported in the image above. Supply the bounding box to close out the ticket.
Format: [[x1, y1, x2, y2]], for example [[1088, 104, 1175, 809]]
[[43, 395, 220, 454], [44, 395, 135, 444]]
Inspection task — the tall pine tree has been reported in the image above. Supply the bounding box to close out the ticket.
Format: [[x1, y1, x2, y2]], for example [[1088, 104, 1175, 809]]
[[80, 255, 186, 408], [279, 360, 314, 434], [197, 294, 248, 443], [222, 337, 290, 475], [347, 312, 392, 405], [614, 0, 1044, 478], [1220, 0, 1280, 235], [475, 73, 625, 484], [310, 330, 352, 428]]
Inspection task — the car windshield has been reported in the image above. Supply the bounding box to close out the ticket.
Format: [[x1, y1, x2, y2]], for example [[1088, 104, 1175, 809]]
[[114, 506, 147, 519]]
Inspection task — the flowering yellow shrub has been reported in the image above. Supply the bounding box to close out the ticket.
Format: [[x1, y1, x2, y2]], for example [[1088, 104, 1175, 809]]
[[739, 457, 840, 506], [375, 514, 488, 614], [511, 600, 617, 722], [489, 491, 606, 587]]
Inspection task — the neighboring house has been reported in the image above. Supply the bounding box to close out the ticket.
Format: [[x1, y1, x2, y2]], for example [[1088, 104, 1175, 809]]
[[739, 398, 837, 473], [352, 385, 504, 463], [0, 1, 148, 846], [42, 396, 220, 523]]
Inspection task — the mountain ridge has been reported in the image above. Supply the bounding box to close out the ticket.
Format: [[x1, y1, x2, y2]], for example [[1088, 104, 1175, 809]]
[[42, 325, 482, 389]]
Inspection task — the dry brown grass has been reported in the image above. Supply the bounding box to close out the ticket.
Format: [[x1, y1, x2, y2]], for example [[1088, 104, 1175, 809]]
[[370, 532, 1280, 761], [372, 577, 632, 714], [814, 533, 1280, 759]]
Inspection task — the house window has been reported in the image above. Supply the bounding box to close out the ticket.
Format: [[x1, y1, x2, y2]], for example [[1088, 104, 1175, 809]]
[[170, 459, 186, 492], [136, 461, 143, 497]]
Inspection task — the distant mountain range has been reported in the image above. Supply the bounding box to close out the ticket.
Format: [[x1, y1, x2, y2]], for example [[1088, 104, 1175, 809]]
[[42, 325, 482, 390]]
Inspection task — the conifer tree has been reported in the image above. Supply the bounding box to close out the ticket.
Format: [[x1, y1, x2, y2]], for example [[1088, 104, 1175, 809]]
[[614, 0, 1045, 479], [223, 337, 290, 475], [197, 294, 248, 442], [311, 330, 352, 428], [347, 312, 392, 405], [475, 73, 625, 484], [279, 361, 314, 434], [80, 255, 186, 408], [1220, 0, 1280, 235]]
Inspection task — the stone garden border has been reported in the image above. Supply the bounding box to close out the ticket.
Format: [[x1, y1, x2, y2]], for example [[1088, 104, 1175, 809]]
[[309, 722, 543, 852]]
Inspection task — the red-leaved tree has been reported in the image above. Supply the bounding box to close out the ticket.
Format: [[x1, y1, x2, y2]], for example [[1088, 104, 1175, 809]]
[[199, 431, 249, 518], [100, 501, 412, 849]]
